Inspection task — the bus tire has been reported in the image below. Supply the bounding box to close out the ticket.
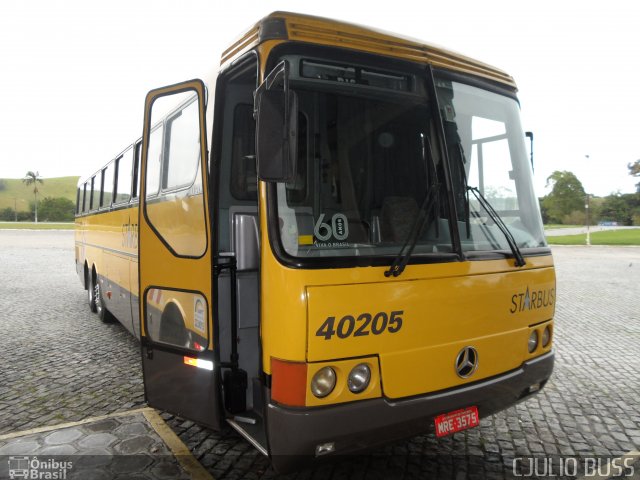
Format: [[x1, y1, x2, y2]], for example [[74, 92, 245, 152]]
[[88, 269, 97, 313], [159, 303, 188, 347], [94, 274, 114, 323]]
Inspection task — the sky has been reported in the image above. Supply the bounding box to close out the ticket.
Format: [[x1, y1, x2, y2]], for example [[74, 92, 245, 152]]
[[1, 0, 639, 197]]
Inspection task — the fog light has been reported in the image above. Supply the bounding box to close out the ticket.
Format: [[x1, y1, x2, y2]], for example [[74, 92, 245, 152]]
[[528, 330, 538, 353], [541, 326, 551, 347], [348, 363, 371, 393], [311, 366, 336, 398]]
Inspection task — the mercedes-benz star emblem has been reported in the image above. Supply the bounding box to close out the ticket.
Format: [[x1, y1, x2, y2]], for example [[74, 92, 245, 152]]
[[455, 346, 478, 378]]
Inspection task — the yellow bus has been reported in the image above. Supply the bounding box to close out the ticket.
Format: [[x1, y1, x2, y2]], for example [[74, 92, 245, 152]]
[[75, 12, 555, 472]]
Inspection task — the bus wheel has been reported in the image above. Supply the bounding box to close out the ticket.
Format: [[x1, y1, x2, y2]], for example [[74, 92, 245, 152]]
[[88, 271, 97, 313], [93, 277, 113, 323], [159, 304, 188, 347]]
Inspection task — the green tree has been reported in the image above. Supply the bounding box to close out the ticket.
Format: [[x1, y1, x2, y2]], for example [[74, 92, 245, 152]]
[[22, 171, 44, 223], [542, 171, 586, 224], [629, 159, 640, 192], [599, 193, 632, 225], [0, 207, 14, 221], [38, 197, 75, 222]]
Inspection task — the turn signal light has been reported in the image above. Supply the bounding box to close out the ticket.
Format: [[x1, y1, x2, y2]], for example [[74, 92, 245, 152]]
[[271, 358, 307, 407]]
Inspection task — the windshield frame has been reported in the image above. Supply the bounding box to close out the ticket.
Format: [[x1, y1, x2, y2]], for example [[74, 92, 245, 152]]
[[263, 47, 550, 270]]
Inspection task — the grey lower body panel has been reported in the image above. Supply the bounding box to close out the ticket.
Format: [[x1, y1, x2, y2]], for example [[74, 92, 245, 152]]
[[267, 352, 554, 472]]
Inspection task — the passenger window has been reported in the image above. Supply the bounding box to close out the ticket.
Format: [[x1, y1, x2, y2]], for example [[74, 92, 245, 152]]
[[101, 164, 114, 207], [163, 99, 201, 190], [146, 125, 163, 197], [230, 104, 257, 201], [76, 188, 81, 214], [145, 288, 208, 351], [83, 183, 89, 213], [115, 147, 134, 203], [145, 91, 206, 257], [133, 142, 141, 198], [90, 176, 100, 210]]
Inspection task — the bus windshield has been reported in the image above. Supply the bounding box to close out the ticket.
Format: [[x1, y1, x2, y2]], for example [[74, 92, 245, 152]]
[[273, 65, 545, 262], [275, 75, 453, 260], [435, 77, 546, 252]]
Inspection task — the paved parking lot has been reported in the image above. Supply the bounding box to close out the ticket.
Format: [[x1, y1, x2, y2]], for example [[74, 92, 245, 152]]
[[0, 230, 639, 479]]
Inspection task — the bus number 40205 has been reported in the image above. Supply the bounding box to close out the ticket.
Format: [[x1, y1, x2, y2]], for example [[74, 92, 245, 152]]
[[316, 311, 403, 340]]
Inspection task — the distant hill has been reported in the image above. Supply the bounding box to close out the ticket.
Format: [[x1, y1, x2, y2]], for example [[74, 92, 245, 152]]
[[0, 176, 79, 212]]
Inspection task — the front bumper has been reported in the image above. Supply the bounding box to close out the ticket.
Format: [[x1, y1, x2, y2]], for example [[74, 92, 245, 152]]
[[267, 351, 554, 472]]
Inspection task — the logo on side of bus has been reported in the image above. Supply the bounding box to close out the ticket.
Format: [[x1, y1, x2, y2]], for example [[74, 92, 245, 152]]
[[122, 222, 138, 249], [510, 287, 555, 314]]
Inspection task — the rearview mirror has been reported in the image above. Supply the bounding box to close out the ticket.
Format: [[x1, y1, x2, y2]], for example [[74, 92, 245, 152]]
[[255, 89, 298, 182], [525, 131, 534, 172]]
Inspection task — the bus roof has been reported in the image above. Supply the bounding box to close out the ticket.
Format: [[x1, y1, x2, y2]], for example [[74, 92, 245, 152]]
[[221, 11, 517, 89]]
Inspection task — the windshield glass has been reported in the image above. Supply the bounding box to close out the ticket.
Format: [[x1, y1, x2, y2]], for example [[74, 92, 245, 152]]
[[434, 78, 546, 251], [275, 71, 452, 259]]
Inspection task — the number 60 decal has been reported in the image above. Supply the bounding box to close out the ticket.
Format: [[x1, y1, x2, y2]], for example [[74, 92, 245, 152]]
[[314, 213, 349, 241], [316, 310, 403, 340]]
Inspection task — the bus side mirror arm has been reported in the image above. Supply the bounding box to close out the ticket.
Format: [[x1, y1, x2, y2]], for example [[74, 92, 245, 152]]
[[525, 131, 534, 173]]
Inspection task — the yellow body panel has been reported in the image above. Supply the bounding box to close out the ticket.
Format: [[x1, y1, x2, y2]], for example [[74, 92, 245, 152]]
[[222, 12, 516, 88], [75, 205, 139, 305], [260, 187, 555, 398]]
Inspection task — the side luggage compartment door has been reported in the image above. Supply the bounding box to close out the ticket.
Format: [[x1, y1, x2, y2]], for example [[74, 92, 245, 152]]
[[138, 80, 221, 429]]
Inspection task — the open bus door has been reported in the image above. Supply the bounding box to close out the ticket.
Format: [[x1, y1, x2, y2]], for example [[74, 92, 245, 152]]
[[138, 80, 222, 430]]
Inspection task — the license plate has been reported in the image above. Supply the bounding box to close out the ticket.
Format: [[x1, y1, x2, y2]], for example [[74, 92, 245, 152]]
[[434, 406, 479, 437]]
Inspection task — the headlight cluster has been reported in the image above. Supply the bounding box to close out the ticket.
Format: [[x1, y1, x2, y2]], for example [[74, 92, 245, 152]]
[[310, 363, 371, 398], [528, 325, 552, 353]]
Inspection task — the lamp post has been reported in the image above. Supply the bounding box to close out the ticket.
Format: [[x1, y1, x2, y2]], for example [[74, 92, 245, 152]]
[[584, 154, 590, 246], [585, 194, 590, 246]]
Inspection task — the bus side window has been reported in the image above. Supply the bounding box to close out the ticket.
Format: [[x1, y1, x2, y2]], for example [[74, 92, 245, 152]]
[[76, 187, 81, 215], [102, 163, 114, 207], [145, 94, 206, 257], [146, 126, 163, 197], [90, 175, 100, 211], [115, 147, 134, 203], [83, 182, 89, 213], [133, 141, 141, 199]]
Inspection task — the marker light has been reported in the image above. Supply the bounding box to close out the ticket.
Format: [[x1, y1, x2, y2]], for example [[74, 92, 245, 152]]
[[542, 326, 552, 347], [183, 356, 213, 371], [348, 363, 371, 393], [311, 367, 336, 398], [528, 330, 539, 353]]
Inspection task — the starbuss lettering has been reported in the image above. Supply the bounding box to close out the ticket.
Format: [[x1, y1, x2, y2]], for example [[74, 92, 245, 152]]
[[122, 222, 138, 249], [510, 286, 555, 314]]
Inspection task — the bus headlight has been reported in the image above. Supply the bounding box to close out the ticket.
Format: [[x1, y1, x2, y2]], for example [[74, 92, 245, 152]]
[[348, 363, 371, 393], [311, 367, 336, 398], [542, 326, 552, 347], [528, 330, 538, 353]]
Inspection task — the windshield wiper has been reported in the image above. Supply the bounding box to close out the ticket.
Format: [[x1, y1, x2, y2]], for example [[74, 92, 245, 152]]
[[384, 183, 441, 277], [467, 186, 526, 267]]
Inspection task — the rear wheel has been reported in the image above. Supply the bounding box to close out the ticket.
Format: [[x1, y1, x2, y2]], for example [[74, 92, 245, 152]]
[[87, 271, 97, 313]]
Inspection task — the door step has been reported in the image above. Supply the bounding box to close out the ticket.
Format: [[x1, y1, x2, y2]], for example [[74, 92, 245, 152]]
[[226, 411, 267, 455]]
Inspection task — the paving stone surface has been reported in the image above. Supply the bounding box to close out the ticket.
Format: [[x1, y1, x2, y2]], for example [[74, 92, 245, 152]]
[[0, 413, 189, 479], [1, 231, 639, 479]]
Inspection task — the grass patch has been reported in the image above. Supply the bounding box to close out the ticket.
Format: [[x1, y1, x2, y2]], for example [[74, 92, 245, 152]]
[[544, 224, 581, 230], [0, 222, 74, 230], [548, 229, 640, 245], [0, 176, 79, 212]]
